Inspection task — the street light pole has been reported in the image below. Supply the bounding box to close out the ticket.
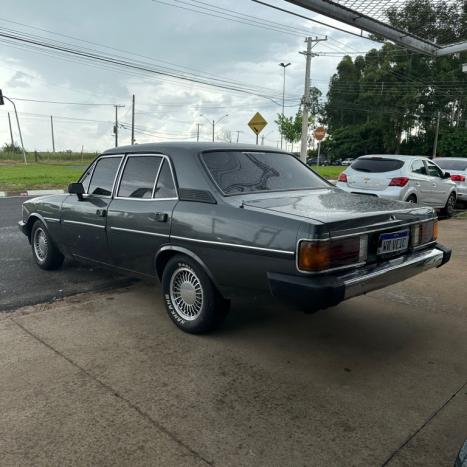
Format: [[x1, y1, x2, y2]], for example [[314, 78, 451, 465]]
[[2, 95, 27, 164], [200, 114, 229, 142], [279, 62, 291, 150]]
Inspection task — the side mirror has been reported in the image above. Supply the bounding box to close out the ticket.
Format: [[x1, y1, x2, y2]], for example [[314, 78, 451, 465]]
[[68, 182, 85, 200], [443, 171, 451, 179]]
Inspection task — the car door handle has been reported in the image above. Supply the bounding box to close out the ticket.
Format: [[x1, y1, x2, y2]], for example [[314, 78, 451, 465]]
[[415, 183, 421, 187], [432, 183, 437, 187], [153, 212, 168, 222], [96, 209, 107, 217]]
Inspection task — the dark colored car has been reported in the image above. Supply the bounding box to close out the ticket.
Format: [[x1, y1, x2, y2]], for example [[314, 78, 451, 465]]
[[19, 143, 451, 334]]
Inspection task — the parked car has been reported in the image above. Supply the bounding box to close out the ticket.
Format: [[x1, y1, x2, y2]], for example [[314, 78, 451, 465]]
[[434, 157, 467, 207], [19, 143, 451, 334], [341, 158, 354, 166], [336, 155, 457, 217]]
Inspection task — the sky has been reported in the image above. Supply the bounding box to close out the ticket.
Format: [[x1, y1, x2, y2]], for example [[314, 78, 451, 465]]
[[0, 0, 379, 152]]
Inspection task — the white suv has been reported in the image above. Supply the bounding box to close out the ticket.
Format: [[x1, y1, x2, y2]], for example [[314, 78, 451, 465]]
[[336, 155, 457, 217]]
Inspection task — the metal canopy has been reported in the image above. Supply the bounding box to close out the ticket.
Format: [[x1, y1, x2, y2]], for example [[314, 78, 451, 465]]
[[283, 0, 467, 56]]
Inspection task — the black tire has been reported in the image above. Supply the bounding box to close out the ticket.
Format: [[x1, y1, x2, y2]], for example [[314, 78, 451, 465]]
[[406, 194, 417, 204], [31, 220, 64, 270], [442, 192, 456, 218], [161, 255, 229, 334]]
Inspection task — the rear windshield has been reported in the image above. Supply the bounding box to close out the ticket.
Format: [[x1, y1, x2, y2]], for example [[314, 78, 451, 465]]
[[434, 159, 467, 171], [351, 158, 404, 173], [201, 151, 327, 195]]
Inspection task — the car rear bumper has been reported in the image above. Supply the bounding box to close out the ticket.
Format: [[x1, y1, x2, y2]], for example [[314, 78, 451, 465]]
[[268, 244, 451, 313]]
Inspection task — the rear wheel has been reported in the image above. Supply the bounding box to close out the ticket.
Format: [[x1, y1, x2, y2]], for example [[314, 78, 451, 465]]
[[442, 193, 456, 218], [406, 194, 417, 204], [161, 255, 229, 334], [31, 220, 64, 270]]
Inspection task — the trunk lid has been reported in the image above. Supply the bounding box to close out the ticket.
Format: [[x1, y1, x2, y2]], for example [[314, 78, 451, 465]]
[[242, 188, 433, 235]]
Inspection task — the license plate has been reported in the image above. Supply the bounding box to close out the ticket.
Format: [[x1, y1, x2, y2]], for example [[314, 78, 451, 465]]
[[378, 229, 409, 255]]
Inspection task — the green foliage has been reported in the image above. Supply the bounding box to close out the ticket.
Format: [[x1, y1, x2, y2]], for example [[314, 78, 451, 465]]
[[322, 123, 386, 160], [2, 142, 22, 153], [276, 87, 323, 144], [275, 111, 303, 144], [324, 0, 467, 156], [438, 127, 467, 157]]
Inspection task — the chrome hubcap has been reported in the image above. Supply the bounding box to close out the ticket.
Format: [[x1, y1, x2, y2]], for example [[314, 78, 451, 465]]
[[33, 228, 48, 261], [170, 267, 203, 320]]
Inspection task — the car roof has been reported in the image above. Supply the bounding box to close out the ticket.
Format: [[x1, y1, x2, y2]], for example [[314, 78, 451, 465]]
[[102, 141, 279, 155], [358, 154, 427, 161]]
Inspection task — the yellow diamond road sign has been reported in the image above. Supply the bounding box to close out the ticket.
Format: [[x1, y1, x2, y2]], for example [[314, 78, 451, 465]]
[[248, 112, 267, 135]]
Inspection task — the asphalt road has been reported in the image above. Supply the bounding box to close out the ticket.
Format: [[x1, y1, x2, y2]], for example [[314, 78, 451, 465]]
[[0, 197, 132, 311]]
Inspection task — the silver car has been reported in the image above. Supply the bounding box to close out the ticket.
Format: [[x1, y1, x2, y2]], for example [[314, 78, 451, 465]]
[[434, 157, 467, 207], [336, 155, 457, 217]]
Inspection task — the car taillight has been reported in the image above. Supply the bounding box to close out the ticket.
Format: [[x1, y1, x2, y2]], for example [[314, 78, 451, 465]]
[[338, 173, 348, 183], [451, 174, 465, 182], [298, 235, 367, 272], [411, 220, 438, 248], [389, 177, 409, 187]]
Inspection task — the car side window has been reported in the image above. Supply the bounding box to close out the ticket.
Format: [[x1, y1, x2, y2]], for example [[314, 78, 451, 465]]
[[412, 160, 427, 175], [118, 156, 162, 199], [154, 160, 177, 199], [88, 156, 122, 196], [79, 164, 95, 192], [425, 161, 444, 178]]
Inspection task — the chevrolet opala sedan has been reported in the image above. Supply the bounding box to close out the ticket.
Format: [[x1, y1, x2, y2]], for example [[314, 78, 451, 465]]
[[19, 143, 451, 333]]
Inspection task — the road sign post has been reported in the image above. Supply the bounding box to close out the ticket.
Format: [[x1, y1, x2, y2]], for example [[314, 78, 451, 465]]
[[313, 127, 326, 166], [248, 112, 267, 144]]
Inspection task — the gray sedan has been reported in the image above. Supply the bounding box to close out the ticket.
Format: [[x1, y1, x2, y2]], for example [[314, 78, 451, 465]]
[[19, 143, 451, 333]]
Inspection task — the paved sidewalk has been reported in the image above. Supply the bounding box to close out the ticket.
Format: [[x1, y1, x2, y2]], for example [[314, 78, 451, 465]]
[[0, 219, 466, 466]]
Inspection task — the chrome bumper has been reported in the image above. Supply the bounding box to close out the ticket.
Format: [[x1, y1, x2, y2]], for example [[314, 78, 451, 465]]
[[342, 247, 446, 299]]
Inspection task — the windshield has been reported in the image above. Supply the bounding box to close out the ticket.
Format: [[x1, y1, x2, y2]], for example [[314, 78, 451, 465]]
[[434, 159, 467, 171], [351, 157, 404, 173], [201, 151, 327, 195]]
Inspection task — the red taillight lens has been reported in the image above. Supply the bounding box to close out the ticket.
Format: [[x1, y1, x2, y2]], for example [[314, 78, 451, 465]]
[[338, 173, 348, 183], [451, 175, 465, 182], [389, 177, 409, 187]]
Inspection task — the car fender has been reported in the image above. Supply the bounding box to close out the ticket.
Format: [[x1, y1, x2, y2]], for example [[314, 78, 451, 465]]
[[154, 244, 221, 291], [403, 187, 419, 201], [23, 212, 50, 240]]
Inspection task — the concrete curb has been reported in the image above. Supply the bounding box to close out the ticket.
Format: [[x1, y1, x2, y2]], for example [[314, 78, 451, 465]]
[[0, 189, 64, 198]]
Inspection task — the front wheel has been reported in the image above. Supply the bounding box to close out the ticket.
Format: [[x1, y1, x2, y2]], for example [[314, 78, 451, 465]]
[[442, 193, 456, 218], [161, 255, 229, 334], [31, 220, 64, 270]]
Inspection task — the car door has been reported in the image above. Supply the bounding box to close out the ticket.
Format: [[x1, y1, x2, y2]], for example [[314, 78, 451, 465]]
[[410, 159, 432, 205], [107, 154, 178, 275], [424, 160, 451, 207], [61, 155, 123, 264]]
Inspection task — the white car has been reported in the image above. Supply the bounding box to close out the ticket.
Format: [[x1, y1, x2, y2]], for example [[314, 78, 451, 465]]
[[341, 158, 354, 166], [434, 157, 467, 206], [336, 155, 457, 217]]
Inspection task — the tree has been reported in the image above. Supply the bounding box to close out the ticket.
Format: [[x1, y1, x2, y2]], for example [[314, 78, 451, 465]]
[[275, 111, 303, 147], [324, 0, 467, 156], [2, 142, 22, 153]]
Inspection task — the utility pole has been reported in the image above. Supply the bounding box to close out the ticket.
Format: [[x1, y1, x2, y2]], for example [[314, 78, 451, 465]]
[[7, 112, 14, 146], [113, 104, 124, 147], [432, 111, 441, 159], [131, 94, 135, 145], [234, 130, 243, 143], [212, 120, 215, 142], [196, 123, 202, 142], [279, 62, 291, 150], [50, 115, 55, 153], [299, 36, 327, 163]]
